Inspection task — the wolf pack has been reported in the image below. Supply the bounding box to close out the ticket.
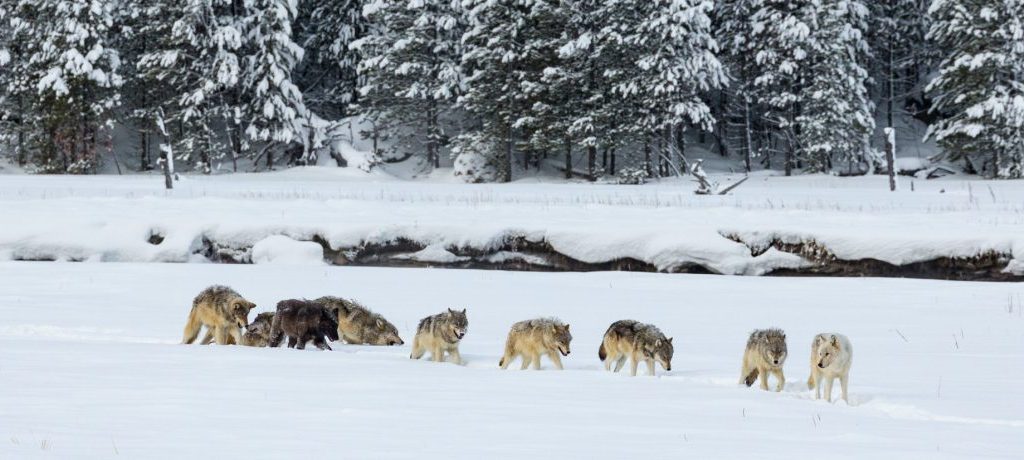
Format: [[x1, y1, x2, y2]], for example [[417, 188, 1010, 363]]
[[183, 285, 854, 403]]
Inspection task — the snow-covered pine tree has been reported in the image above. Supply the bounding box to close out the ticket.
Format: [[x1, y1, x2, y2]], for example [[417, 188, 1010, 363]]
[[296, 0, 366, 118], [796, 0, 874, 173], [748, 0, 813, 175], [139, 0, 245, 173], [868, 0, 934, 137], [715, 0, 766, 171], [926, 0, 1024, 178], [457, 0, 559, 182], [242, 0, 307, 169], [354, 0, 465, 169], [1, 0, 122, 173], [600, 0, 726, 176]]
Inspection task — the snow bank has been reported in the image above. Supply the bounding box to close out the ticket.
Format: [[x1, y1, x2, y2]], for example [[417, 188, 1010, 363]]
[[0, 173, 1021, 279], [251, 235, 324, 265]]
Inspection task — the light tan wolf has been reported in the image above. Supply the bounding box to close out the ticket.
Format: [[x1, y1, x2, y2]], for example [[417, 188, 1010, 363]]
[[313, 296, 403, 346], [410, 308, 468, 364], [740, 328, 788, 391], [807, 333, 853, 403], [598, 320, 673, 376], [498, 318, 572, 370], [240, 312, 275, 347], [182, 285, 257, 345]]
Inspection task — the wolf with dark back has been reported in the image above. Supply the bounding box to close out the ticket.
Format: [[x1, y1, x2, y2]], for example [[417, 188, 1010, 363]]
[[499, 318, 572, 370], [182, 285, 257, 345], [268, 299, 339, 350], [410, 308, 468, 364], [240, 312, 275, 347], [313, 296, 403, 346], [598, 320, 674, 376], [740, 328, 788, 391]]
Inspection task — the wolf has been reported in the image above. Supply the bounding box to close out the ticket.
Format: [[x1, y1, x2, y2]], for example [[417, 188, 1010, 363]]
[[498, 318, 572, 370], [740, 328, 787, 391], [268, 299, 339, 350], [410, 308, 468, 364], [240, 312, 275, 347], [313, 296, 403, 346], [598, 320, 673, 376], [807, 333, 853, 403], [182, 285, 257, 345]]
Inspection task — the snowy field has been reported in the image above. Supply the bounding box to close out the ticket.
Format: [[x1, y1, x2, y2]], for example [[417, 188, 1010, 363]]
[[0, 262, 1021, 458], [0, 169, 1023, 275]]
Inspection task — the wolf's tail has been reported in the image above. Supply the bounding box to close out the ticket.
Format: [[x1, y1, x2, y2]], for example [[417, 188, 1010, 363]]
[[807, 373, 815, 390], [598, 341, 607, 361], [743, 368, 759, 387], [498, 336, 516, 368], [182, 306, 202, 344]]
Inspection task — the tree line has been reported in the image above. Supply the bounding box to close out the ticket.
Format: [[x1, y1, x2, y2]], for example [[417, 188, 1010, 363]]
[[0, 0, 1021, 180]]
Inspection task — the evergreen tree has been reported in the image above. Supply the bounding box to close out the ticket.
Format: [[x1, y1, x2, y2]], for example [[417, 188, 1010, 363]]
[[296, 0, 366, 118], [796, 0, 874, 173], [0, 0, 122, 173], [926, 0, 1024, 178], [243, 0, 307, 168], [138, 0, 246, 173], [355, 0, 465, 169]]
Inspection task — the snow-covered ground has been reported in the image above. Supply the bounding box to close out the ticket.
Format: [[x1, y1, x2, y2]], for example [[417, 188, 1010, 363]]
[[0, 169, 1022, 275], [0, 262, 1020, 458]]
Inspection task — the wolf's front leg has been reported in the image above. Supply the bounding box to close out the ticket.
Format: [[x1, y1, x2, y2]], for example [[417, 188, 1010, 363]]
[[531, 353, 542, 370], [813, 370, 822, 399], [759, 367, 770, 390], [774, 369, 785, 392], [629, 355, 640, 376], [646, 359, 656, 376], [449, 348, 464, 366], [839, 374, 849, 403], [432, 346, 445, 362], [823, 376, 834, 402], [228, 326, 242, 346], [214, 327, 231, 345], [547, 351, 563, 370], [519, 355, 531, 370]]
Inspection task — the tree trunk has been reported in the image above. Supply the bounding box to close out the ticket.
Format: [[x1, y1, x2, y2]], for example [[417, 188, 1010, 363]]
[[743, 100, 753, 173], [643, 138, 652, 177], [610, 148, 616, 175], [564, 139, 572, 180], [885, 127, 897, 191], [587, 145, 596, 181]]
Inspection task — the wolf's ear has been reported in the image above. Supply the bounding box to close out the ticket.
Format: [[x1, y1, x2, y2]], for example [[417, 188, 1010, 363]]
[[655, 339, 662, 347], [376, 319, 384, 328], [448, 308, 454, 313], [461, 308, 466, 314], [668, 337, 673, 344], [830, 335, 839, 346], [565, 324, 570, 331], [247, 302, 256, 310]]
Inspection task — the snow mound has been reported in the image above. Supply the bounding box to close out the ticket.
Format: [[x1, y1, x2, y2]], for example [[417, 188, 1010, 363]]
[[393, 243, 470, 263], [250, 236, 324, 265]]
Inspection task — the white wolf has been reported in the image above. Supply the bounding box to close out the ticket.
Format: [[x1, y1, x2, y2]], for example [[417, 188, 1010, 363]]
[[807, 333, 853, 403]]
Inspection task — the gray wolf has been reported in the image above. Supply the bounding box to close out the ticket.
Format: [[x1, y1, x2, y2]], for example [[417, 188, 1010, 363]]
[[410, 308, 468, 364], [182, 285, 256, 345], [313, 296, 403, 346], [498, 318, 572, 370], [740, 328, 787, 391], [598, 320, 673, 376], [807, 333, 853, 403], [268, 299, 339, 350], [240, 312, 275, 347]]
